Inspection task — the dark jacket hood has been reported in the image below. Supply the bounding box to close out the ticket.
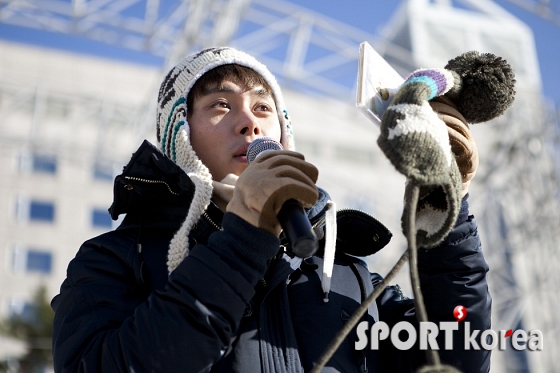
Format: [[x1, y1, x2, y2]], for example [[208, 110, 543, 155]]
[[109, 140, 195, 221]]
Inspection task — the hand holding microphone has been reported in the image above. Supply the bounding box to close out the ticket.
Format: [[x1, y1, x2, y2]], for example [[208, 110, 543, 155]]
[[227, 138, 319, 257]]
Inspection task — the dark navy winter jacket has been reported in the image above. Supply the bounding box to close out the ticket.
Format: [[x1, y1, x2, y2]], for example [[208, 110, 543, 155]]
[[51, 140, 492, 372]]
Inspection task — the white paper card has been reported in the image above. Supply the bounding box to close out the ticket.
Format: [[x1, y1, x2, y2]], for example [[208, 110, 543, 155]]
[[356, 41, 404, 126]]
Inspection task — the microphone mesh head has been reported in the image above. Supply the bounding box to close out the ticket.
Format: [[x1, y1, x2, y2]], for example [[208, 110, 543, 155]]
[[246, 137, 283, 164]]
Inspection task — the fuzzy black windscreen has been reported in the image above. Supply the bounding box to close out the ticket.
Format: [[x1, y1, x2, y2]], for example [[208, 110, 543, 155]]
[[445, 51, 516, 124]]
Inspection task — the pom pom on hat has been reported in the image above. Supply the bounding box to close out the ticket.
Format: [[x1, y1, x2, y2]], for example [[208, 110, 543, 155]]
[[444, 51, 516, 123]]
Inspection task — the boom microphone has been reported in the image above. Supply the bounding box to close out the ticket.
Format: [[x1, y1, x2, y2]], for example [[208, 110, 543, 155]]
[[247, 137, 318, 258]]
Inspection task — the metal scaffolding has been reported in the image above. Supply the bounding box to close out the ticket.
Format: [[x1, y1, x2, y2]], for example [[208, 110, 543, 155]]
[[0, 0, 559, 372]]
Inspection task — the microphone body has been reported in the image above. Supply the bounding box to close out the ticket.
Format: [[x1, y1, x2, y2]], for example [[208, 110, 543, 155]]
[[246, 138, 318, 258]]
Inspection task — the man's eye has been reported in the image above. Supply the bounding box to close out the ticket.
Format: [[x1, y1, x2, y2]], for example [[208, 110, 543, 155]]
[[256, 104, 271, 111], [213, 101, 228, 109]]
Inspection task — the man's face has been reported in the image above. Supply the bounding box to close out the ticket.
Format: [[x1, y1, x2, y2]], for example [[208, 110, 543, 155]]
[[189, 80, 282, 181]]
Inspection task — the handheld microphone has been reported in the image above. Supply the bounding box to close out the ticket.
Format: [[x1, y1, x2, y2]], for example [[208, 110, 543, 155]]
[[246, 137, 318, 258]]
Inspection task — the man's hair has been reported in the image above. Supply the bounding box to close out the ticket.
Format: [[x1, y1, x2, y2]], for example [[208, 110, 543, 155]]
[[187, 64, 275, 118]]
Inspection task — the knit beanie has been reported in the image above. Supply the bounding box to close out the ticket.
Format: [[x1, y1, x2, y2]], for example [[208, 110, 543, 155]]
[[156, 47, 295, 273]]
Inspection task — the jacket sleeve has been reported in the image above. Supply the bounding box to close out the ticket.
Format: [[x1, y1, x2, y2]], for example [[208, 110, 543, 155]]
[[375, 197, 492, 373], [51, 213, 279, 373]]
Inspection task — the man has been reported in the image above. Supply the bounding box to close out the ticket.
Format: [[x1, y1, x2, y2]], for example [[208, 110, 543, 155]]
[[51, 47, 491, 372]]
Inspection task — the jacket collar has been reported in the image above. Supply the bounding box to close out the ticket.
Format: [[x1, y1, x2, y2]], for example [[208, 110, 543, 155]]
[[109, 140, 195, 221]]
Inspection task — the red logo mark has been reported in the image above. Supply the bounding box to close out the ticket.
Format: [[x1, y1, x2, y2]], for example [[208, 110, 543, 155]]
[[504, 329, 513, 338], [453, 305, 467, 322]]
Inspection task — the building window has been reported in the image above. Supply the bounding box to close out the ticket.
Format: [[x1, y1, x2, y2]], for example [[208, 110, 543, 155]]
[[32, 154, 57, 174], [29, 200, 55, 222], [16, 198, 56, 223], [20, 151, 57, 175], [7, 298, 39, 323], [11, 248, 53, 275], [93, 163, 114, 182], [6, 298, 31, 319], [92, 208, 112, 229]]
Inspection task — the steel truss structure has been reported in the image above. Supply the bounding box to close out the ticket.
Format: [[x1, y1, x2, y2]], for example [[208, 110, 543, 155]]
[[502, 0, 560, 27], [0, 0, 558, 93], [0, 0, 410, 98], [1, 0, 559, 372]]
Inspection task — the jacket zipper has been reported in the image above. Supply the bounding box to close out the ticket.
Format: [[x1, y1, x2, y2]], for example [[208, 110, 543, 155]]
[[199, 204, 385, 233], [336, 208, 389, 232], [201, 207, 389, 241], [203, 211, 222, 231], [311, 215, 325, 229], [123, 176, 179, 196], [311, 208, 391, 237], [201, 209, 323, 233], [349, 261, 371, 373]]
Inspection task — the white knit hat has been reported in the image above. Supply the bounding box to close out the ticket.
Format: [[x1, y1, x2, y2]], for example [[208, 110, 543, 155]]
[[156, 47, 295, 273]]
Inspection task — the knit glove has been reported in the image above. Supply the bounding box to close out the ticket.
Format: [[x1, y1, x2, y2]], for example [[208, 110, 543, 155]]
[[227, 150, 319, 236], [378, 51, 515, 248], [430, 96, 478, 198], [378, 68, 463, 248]]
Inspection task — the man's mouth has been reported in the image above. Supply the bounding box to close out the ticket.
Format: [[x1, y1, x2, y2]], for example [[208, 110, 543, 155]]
[[234, 143, 251, 159]]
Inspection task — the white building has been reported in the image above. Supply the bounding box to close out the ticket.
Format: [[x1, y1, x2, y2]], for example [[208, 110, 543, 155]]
[[1, 0, 559, 371], [0, 40, 161, 315]]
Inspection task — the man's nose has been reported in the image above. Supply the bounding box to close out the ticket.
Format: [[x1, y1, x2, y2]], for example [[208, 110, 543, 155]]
[[237, 109, 261, 136]]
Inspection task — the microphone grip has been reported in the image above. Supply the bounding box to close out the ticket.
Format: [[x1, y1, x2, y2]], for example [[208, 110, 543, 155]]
[[277, 199, 318, 258]]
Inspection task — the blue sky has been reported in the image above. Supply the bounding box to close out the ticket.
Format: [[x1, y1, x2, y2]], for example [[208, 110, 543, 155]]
[[0, 0, 558, 106], [303, 0, 560, 107]]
